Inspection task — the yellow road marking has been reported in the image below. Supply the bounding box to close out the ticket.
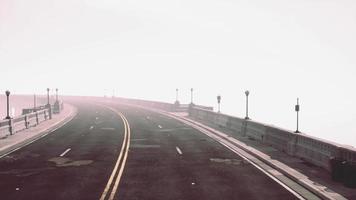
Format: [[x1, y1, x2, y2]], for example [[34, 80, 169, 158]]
[[108, 114, 131, 200], [100, 107, 130, 200]]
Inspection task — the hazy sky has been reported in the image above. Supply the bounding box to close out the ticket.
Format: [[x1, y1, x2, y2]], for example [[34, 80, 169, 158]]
[[1, 0, 356, 147]]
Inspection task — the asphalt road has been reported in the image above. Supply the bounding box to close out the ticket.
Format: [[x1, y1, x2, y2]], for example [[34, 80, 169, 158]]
[[0, 101, 298, 200]]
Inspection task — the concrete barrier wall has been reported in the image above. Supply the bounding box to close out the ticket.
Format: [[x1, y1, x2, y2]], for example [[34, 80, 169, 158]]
[[294, 134, 341, 169], [339, 147, 356, 162], [37, 110, 48, 123], [0, 108, 51, 138], [227, 117, 245, 135], [264, 126, 295, 153], [216, 114, 229, 127], [115, 98, 175, 112], [12, 116, 27, 133], [27, 113, 38, 128], [0, 121, 10, 138], [245, 120, 266, 141], [111, 97, 213, 113], [189, 106, 356, 171]]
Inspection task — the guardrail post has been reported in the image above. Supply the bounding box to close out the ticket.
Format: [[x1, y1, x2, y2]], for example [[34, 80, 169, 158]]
[[48, 106, 52, 119], [35, 112, 39, 125], [44, 110, 48, 120], [9, 119, 14, 135], [25, 115, 29, 129]]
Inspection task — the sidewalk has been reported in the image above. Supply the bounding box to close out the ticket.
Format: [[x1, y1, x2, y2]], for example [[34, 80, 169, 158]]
[[0, 104, 77, 157], [184, 114, 356, 199]]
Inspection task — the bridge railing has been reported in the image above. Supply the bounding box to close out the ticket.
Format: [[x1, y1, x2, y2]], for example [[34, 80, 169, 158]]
[[112, 97, 213, 112], [0, 104, 60, 139], [115, 97, 175, 111], [188, 106, 356, 171]]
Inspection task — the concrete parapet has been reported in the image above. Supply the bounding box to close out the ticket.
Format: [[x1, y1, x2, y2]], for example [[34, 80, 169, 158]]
[[113, 97, 212, 113], [294, 134, 341, 170], [245, 120, 266, 141], [12, 116, 27, 133], [116, 97, 175, 112], [26, 112, 37, 128], [188, 106, 356, 173], [0, 120, 11, 138], [265, 126, 295, 154], [0, 108, 52, 138]]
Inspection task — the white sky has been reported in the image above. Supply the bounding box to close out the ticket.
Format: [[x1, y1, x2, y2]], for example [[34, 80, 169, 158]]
[[1, 0, 356, 146]]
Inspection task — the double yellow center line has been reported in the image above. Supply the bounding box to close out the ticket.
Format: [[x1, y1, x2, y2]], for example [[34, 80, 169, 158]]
[[100, 107, 131, 200]]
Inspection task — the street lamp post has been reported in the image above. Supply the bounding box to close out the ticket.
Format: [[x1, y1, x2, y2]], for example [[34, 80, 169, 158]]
[[5, 90, 11, 119], [190, 88, 194, 104], [175, 88, 179, 104], [245, 90, 250, 120], [46, 88, 50, 105], [295, 98, 300, 133], [217, 95, 221, 113], [55, 88, 58, 102], [34, 94, 37, 111]]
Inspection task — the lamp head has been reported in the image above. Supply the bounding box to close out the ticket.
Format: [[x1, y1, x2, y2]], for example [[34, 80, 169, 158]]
[[217, 95, 221, 102]]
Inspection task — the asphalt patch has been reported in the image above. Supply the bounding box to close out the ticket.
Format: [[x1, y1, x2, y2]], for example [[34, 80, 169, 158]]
[[48, 157, 93, 167]]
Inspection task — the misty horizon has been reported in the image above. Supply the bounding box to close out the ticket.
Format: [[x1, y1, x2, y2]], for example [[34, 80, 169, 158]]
[[1, 0, 356, 147]]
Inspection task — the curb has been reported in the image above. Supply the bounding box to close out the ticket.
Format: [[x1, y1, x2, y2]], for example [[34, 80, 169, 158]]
[[0, 104, 78, 158]]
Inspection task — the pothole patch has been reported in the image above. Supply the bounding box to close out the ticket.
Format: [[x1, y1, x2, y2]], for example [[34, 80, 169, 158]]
[[48, 157, 93, 167]]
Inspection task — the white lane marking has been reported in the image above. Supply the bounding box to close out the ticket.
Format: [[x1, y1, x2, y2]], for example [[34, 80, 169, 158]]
[[96, 117, 99, 120], [90, 126, 94, 130], [176, 146, 183, 155], [158, 125, 162, 129], [60, 148, 71, 157], [101, 127, 115, 131]]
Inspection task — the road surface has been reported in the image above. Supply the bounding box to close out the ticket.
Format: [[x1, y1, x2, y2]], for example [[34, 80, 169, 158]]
[[0, 101, 299, 200]]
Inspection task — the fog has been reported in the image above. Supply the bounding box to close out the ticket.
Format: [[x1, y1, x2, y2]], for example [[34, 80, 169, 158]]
[[1, 0, 356, 147]]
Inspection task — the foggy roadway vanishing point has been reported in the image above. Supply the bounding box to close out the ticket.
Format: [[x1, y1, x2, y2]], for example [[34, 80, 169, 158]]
[[0, 99, 310, 200], [0, 96, 355, 200], [2, 0, 356, 199]]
